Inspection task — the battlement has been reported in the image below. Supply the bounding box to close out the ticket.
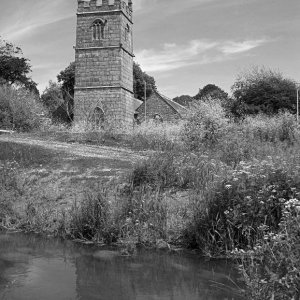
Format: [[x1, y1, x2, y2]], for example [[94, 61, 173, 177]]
[[78, 0, 132, 20]]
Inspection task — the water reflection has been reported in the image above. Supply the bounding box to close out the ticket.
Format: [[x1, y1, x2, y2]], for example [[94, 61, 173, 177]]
[[0, 232, 242, 300]]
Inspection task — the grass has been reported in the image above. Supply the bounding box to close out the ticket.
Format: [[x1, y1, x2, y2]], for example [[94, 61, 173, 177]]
[[1, 105, 300, 299]]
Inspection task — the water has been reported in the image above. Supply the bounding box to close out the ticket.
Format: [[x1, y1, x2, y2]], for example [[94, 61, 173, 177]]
[[0, 231, 243, 300]]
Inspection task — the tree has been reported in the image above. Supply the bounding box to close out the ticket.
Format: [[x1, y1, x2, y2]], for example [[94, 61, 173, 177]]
[[133, 62, 156, 100], [173, 95, 194, 107], [231, 66, 297, 115], [55, 61, 156, 102], [194, 84, 228, 102], [57, 62, 75, 99], [40, 81, 64, 113], [0, 37, 38, 94]]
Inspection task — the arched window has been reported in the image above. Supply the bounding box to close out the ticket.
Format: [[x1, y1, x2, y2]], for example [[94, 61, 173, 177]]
[[91, 107, 105, 128], [125, 24, 130, 41], [153, 114, 163, 123], [92, 19, 105, 40]]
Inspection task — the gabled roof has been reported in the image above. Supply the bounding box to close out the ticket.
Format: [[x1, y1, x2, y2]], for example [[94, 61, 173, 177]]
[[154, 90, 188, 117], [133, 98, 143, 110]]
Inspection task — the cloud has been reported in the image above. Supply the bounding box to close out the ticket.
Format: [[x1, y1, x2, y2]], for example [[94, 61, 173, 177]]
[[135, 38, 269, 73], [1, 0, 74, 41], [220, 39, 268, 54]]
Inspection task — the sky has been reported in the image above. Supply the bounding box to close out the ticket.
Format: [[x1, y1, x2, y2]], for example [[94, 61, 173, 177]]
[[1, 0, 299, 98]]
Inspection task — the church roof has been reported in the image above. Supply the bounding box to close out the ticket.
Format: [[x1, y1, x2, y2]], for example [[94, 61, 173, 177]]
[[133, 98, 143, 110], [154, 90, 188, 117]]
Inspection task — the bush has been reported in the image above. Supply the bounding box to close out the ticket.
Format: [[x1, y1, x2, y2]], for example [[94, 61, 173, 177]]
[[116, 186, 168, 244], [69, 190, 115, 242], [0, 85, 43, 131], [185, 157, 300, 256], [182, 99, 229, 150], [243, 112, 298, 144], [129, 120, 183, 151], [232, 66, 297, 116], [0, 162, 20, 226], [236, 198, 300, 300]]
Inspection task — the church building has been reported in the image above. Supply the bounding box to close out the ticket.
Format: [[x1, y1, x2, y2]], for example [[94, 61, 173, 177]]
[[74, 0, 135, 127]]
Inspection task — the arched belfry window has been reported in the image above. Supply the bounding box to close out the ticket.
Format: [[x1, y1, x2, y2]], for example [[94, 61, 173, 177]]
[[125, 24, 130, 41], [92, 19, 106, 40], [91, 107, 105, 127]]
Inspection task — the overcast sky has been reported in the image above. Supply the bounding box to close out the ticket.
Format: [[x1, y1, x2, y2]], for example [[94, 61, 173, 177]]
[[1, 0, 299, 97]]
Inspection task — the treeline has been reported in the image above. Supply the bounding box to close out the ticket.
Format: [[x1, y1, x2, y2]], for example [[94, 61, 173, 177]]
[[173, 67, 298, 119]]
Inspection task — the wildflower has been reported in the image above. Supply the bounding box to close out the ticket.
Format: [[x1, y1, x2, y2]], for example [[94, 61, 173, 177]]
[[224, 210, 230, 215]]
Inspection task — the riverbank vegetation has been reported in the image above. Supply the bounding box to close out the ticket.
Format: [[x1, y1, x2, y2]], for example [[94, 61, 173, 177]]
[[1, 105, 300, 298], [1, 60, 300, 298]]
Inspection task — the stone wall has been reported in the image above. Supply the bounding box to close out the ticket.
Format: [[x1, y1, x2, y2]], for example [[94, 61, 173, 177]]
[[136, 93, 182, 123], [74, 87, 134, 126]]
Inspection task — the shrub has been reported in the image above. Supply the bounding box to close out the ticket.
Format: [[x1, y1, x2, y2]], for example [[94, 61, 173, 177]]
[[182, 99, 229, 150], [185, 158, 300, 255], [232, 66, 297, 116], [0, 85, 43, 131], [129, 120, 183, 151], [243, 112, 298, 144], [0, 162, 20, 226], [117, 186, 168, 244], [69, 190, 116, 243], [236, 198, 300, 300]]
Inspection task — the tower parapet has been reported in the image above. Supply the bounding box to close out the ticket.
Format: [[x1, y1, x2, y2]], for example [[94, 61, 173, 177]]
[[77, 0, 132, 21]]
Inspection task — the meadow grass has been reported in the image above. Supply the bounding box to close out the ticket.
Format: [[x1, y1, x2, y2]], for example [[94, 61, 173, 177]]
[[1, 105, 300, 299]]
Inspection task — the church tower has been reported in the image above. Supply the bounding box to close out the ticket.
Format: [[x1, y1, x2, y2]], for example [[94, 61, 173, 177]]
[[74, 0, 135, 127]]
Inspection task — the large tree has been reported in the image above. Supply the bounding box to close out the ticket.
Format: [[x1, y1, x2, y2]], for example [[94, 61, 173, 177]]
[[194, 84, 228, 102], [54, 61, 156, 102], [231, 66, 297, 115], [57, 62, 75, 99], [133, 62, 156, 100], [0, 37, 38, 94]]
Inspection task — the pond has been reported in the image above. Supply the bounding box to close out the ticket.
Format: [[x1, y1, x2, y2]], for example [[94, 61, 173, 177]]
[[0, 231, 243, 300]]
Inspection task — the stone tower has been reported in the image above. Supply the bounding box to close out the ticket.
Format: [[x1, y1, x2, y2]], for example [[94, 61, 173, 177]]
[[74, 0, 135, 127]]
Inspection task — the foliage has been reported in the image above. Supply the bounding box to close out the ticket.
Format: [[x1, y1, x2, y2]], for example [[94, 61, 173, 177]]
[[236, 198, 300, 300], [173, 95, 194, 107], [182, 99, 229, 150], [0, 37, 38, 94], [185, 158, 300, 256], [57, 62, 75, 98], [69, 191, 115, 242], [0, 85, 43, 131], [41, 81, 64, 113], [243, 112, 297, 144], [129, 120, 183, 151], [195, 84, 229, 102], [232, 66, 297, 116], [117, 186, 168, 244], [133, 62, 156, 100], [0, 163, 19, 226]]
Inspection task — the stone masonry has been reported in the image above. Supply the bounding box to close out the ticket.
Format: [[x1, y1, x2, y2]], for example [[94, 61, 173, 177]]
[[74, 0, 135, 126], [136, 90, 188, 123]]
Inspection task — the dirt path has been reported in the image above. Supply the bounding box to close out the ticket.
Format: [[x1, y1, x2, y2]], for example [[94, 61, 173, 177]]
[[0, 134, 146, 208], [0, 134, 143, 163]]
